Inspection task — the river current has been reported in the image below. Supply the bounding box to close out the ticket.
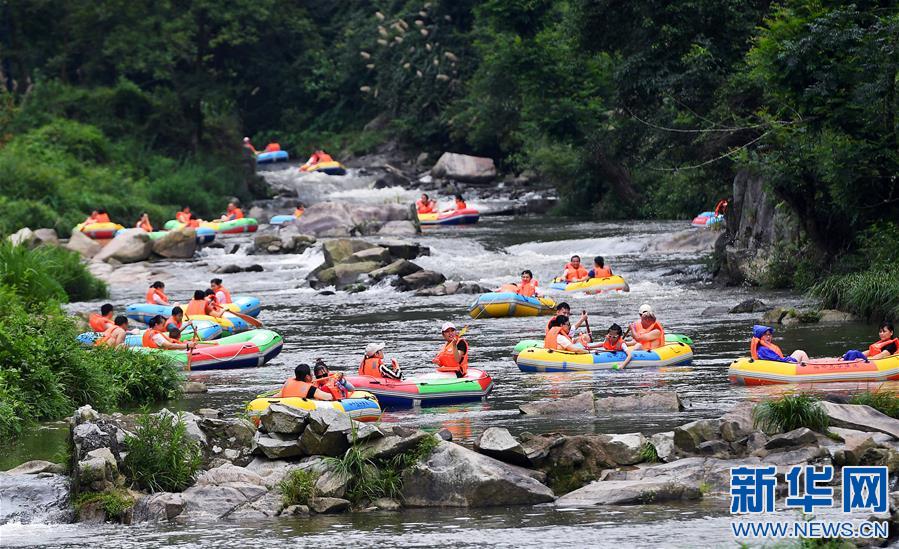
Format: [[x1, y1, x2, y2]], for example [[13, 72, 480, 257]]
[[2, 168, 882, 548]]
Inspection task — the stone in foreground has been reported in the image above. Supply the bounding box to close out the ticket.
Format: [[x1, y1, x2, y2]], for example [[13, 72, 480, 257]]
[[555, 479, 701, 506]]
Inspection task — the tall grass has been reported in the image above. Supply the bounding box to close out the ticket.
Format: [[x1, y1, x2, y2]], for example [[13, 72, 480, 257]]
[[752, 394, 829, 434], [123, 412, 202, 493], [278, 469, 318, 507], [0, 241, 107, 308], [849, 391, 899, 418], [811, 264, 899, 322]]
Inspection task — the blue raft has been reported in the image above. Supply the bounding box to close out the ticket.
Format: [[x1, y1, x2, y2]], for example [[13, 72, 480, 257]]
[[76, 319, 223, 347], [270, 215, 298, 225], [256, 151, 289, 164]]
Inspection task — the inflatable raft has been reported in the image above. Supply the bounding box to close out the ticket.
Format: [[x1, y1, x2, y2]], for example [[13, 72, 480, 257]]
[[121, 226, 216, 245], [124, 296, 261, 335], [75, 222, 125, 239], [468, 292, 556, 318], [516, 342, 694, 372], [304, 160, 347, 175], [418, 208, 480, 226], [163, 218, 258, 234], [246, 390, 381, 423], [691, 211, 724, 228], [256, 150, 289, 164], [134, 329, 282, 371], [512, 333, 694, 361], [77, 319, 223, 347], [270, 214, 299, 225], [346, 368, 494, 408], [548, 275, 629, 294], [728, 355, 899, 385]]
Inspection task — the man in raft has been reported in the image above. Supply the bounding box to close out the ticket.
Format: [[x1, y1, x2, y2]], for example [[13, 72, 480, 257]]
[[185, 290, 223, 319], [559, 255, 589, 283], [278, 363, 334, 401], [626, 304, 666, 350], [220, 202, 244, 221], [88, 303, 116, 332], [176, 206, 200, 227], [750, 325, 809, 363], [416, 194, 436, 214], [95, 315, 130, 348], [433, 322, 469, 378], [142, 315, 195, 350], [546, 302, 589, 345], [359, 342, 403, 380], [588, 256, 613, 278], [300, 149, 334, 171], [165, 307, 185, 332], [210, 278, 232, 305], [135, 213, 153, 232], [145, 281, 169, 305]]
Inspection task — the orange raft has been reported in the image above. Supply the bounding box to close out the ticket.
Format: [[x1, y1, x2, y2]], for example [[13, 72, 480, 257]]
[[728, 355, 899, 385]]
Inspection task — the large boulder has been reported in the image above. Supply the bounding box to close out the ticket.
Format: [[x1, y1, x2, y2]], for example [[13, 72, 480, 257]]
[[93, 229, 152, 264], [818, 309, 858, 323], [401, 441, 555, 507], [131, 492, 185, 523], [0, 473, 73, 525], [595, 391, 683, 413], [672, 419, 723, 454], [363, 430, 432, 461], [764, 428, 818, 451], [322, 239, 380, 265], [377, 220, 419, 236], [34, 228, 60, 247], [66, 230, 102, 259], [369, 259, 422, 281], [395, 270, 446, 291], [255, 432, 303, 459], [5, 460, 66, 475], [379, 240, 430, 260], [293, 202, 414, 238], [821, 402, 899, 439], [729, 299, 770, 314], [259, 404, 309, 435], [8, 227, 37, 248], [151, 227, 197, 259], [474, 427, 529, 466], [555, 479, 701, 506], [344, 246, 392, 266], [519, 392, 596, 416], [431, 152, 497, 184]]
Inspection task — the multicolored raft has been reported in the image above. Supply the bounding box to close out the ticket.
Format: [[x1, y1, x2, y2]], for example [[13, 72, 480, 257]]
[[418, 208, 480, 226], [515, 342, 694, 372], [468, 292, 556, 318], [728, 355, 899, 385], [133, 329, 283, 371], [346, 368, 494, 408], [548, 275, 629, 293], [246, 391, 382, 422]]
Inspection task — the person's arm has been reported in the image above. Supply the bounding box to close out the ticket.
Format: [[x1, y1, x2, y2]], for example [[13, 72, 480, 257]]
[[309, 385, 333, 401], [619, 343, 634, 369], [559, 335, 588, 354], [869, 342, 896, 360], [453, 340, 467, 363], [573, 312, 588, 331]]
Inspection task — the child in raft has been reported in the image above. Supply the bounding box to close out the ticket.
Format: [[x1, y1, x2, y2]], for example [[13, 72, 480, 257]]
[[313, 359, 355, 399], [592, 323, 636, 369], [750, 325, 810, 364]]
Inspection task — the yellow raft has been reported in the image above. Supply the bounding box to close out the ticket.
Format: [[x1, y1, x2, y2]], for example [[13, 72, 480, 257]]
[[74, 222, 124, 239], [468, 292, 556, 318], [549, 275, 630, 293], [728, 355, 899, 385], [516, 342, 693, 372], [246, 391, 382, 423]]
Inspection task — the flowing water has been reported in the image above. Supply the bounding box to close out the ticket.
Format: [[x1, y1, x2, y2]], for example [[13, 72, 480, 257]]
[[3, 168, 884, 547]]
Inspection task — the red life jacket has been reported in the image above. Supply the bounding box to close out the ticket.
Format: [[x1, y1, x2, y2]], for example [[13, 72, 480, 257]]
[[416, 199, 435, 214], [869, 338, 899, 357], [359, 356, 382, 377], [455, 199, 467, 210], [433, 338, 469, 375], [214, 286, 232, 305], [228, 208, 244, 220], [563, 263, 589, 282], [165, 316, 182, 331], [176, 211, 191, 224], [714, 199, 728, 216], [750, 337, 784, 360], [602, 337, 624, 351], [314, 376, 347, 400], [518, 280, 538, 297], [89, 313, 111, 332], [593, 266, 612, 278], [279, 378, 313, 399], [632, 319, 665, 350], [145, 288, 168, 305]]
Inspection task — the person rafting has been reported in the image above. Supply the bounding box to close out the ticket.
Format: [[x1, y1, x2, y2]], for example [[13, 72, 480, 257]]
[[546, 303, 589, 344], [714, 199, 728, 217], [203, 289, 226, 316], [278, 363, 334, 401], [300, 150, 334, 171], [83, 210, 100, 225], [263, 141, 281, 152], [433, 322, 469, 377], [242, 137, 257, 154], [95, 315, 130, 348], [294, 202, 305, 218], [93, 208, 111, 223], [588, 256, 613, 278], [142, 315, 194, 350], [560, 255, 589, 283], [210, 278, 232, 305], [750, 325, 810, 364], [627, 304, 666, 350], [544, 315, 589, 354], [135, 213, 153, 232], [165, 306, 184, 332], [176, 206, 200, 227], [185, 290, 223, 319], [88, 303, 116, 332], [416, 194, 436, 214], [864, 322, 897, 359], [313, 359, 356, 400], [518, 270, 540, 297], [145, 281, 169, 305], [220, 202, 244, 221], [359, 342, 403, 380], [595, 323, 634, 368]]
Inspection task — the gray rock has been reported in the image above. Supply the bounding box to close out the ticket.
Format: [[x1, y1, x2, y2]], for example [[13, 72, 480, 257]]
[[697, 439, 733, 457], [245, 457, 329, 488], [402, 441, 554, 507], [293, 202, 413, 238], [76, 405, 100, 423], [8, 227, 36, 248], [475, 427, 529, 466], [4, 460, 66, 475], [818, 309, 858, 323], [344, 246, 392, 266], [379, 240, 429, 260], [351, 421, 385, 443], [93, 228, 152, 264], [180, 482, 268, 520], [228, 490, 284, 520], [555, 479, 701, 506], [298, 429, 350, 458], [650, 432, 677, 462], [66, 230, 102, 258], [254, 233, 282, 253], [372, 497, 402, 511], [33, 228, 59, 247], [281, 504, 310, 516], [314, 469, 350, 498], [195, 464, 267, 487], [322, 239, 381, 265], [764, 427, 819, 451], [414, 284, 448, 296], [184, 381, 208, 393], [196, 408, 222, 419], [309, 497, 350, 514], [215, 264, 244, 274], [595, 391, 683, 413], [255, 432, 303, 459], [260, 404, 309, 435], [0, 473, 73, 525], [152, 227, 197, 258], [701, 305, 730, 316], [673, 419, 723, 454], [131, 492, 185, 523], [332, 261, 382, 286], [436, 428, 453, 441], [729, 299, 771, 314], [519, 391, 595, 416], [761, 307, 788, 324], [431, 152, 496, 183], [363, 431, 432, 461], [602, 433, 648, 465], [396, 270, 446, 291], [821, 402, 899, 439], [377, 220, 419, 236]]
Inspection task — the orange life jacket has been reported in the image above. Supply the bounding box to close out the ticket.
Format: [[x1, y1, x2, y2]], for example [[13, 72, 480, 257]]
[[416, 199, 435, 214], [165, 316, 182, 331], [89, 313, 111, 332], [185, 299, 208, 317], [176, 211, 192, 224], [315, 152, 333, 163], [314, 376, 347, 400], [518, 280, 538, 297], [545, 326, 574, 351], [279, 378, 313, 399], [714, 199, 728, 216], [95, 213, 111, 223], [227, 208, 244, 220], [455, 199, 467, 210], [592, 266, 612, 278], [434, 338, 469, 375], [293, 208, 304, 217], [869, 338, 899, 357], [94, 325, 124, 347], [602, 337, 624, 351], [145, 288, 168, 305], [204, 296, 223, 314], [750, 337, 784, 360], [142, 329, 160, 349], [214, 286, 232, 305], [264, 143, 281, 152], [359, 356, 383, 377], [497, 283, 519, 293], [632, 319, 665, 350], [138, 219, 153, 232], [563, 263, 589, 282]]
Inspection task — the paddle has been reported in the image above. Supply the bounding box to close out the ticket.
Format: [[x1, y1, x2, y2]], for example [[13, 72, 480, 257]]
[[229, 310, 263, 328], [582, 310, 593, 343]]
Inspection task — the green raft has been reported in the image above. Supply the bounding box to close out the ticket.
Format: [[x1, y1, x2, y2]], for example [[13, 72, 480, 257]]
[[134, 329, 283, 371]]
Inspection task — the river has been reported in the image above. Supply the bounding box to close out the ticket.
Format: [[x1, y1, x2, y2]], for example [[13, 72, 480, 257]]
[[2, 167, 883, 547]]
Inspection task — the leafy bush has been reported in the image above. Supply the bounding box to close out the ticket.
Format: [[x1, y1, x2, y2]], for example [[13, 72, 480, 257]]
[[849, 391, 899, 419], [0, 241, 107, 308], [811, 264, 899, 322], [123, 412, 202, 493], [278, 469, 318, 507], [752, 394, 829, 435], [75, 489, 135, 520], [639, 442, 659, 463]]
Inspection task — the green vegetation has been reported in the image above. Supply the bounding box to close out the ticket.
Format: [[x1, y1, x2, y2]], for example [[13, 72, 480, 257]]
[[75, 489, 135, 521], [752, 394, 829, 435], [0, 241, 107, 307], [122, 412, 202, 493], [850, 391, 899, 419], [278, 469, 319, 507], [812, 265, 899, 322], [638, 442, 659, 464]]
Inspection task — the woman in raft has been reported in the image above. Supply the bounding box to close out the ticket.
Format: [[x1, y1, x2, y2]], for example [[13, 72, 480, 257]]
[[750, 325, 810, 364], [358, 342, 403, 380], [313, 359, 355, 399], [842, 321, 898, 362], [544, 315, 589, 354], [495, 270, 541, 298]]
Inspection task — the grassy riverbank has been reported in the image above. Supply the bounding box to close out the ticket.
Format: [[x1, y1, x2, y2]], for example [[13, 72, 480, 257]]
[[0, 241, 181, 439]]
